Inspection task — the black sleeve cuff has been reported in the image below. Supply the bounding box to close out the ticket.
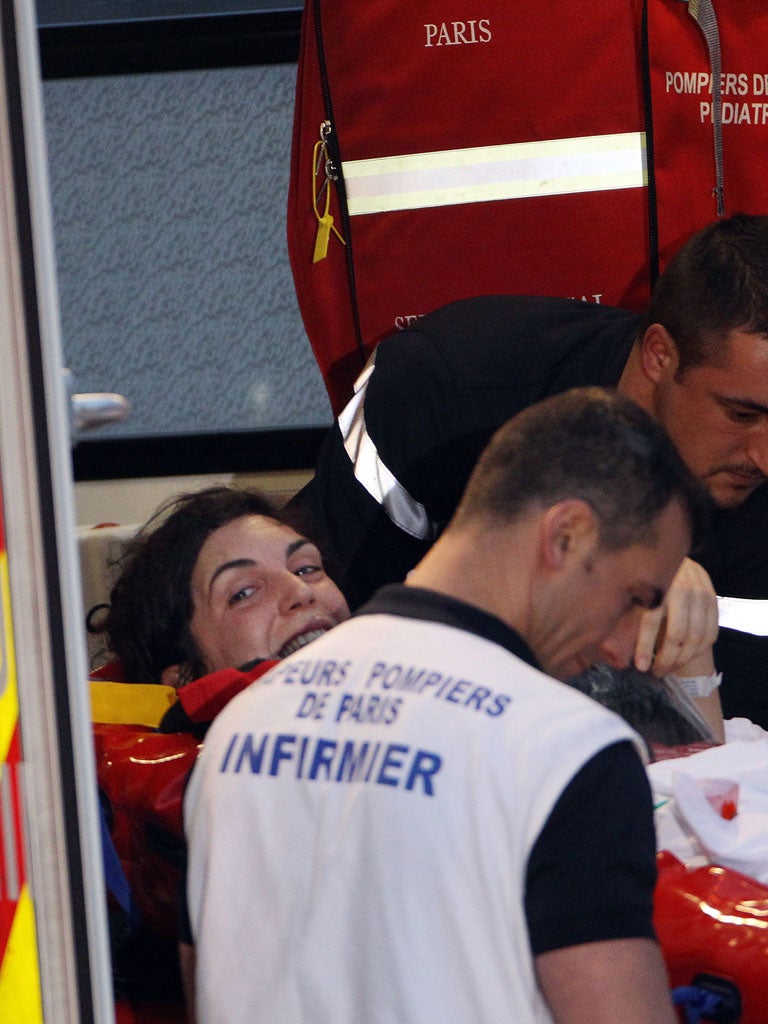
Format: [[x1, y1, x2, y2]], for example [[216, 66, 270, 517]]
[[526, 740, 657, 955]]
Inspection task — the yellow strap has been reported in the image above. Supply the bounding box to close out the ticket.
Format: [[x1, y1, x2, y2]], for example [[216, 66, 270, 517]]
[[312, 135, 345, 262], [0, 885, 43, 1024], [90, 680, 177, 728], [0, 550, 19, 763]]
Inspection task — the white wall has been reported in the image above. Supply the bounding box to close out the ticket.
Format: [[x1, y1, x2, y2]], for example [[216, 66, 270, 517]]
[[74, 469, 312, 527]]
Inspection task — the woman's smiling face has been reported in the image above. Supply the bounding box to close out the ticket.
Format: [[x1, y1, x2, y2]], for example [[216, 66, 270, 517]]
[[187, 514, 350, 673]]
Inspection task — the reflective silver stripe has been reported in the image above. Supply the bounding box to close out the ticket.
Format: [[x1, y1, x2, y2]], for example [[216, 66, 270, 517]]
[[343, 132, 647, 216], [339, 359, 434, 540], [0, 553, 7, 700], [717, 597, 768, 636], [1, 761, 19, 900]]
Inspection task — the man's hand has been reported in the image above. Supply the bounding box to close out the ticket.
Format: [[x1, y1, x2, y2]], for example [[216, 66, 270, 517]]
[[634, 557, 719, 677]]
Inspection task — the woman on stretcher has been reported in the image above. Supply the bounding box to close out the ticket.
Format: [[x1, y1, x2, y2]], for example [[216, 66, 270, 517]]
[[91, 485, 350, 735], [92, 483, 722, 748]]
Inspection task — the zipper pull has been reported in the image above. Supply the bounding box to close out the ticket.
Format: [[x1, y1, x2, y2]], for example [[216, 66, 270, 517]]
[[313, 210, 335, 263], [312, 121, 345, 263]]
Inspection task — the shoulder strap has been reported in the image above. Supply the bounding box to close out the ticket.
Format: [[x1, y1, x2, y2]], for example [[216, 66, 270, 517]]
[[683, 0, 725, 216]]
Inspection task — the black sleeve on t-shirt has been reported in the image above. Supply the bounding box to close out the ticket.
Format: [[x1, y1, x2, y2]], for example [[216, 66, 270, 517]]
[[525, 740, 657, 956], [287, 429, 431, 610], [284, 322, 450, 612]]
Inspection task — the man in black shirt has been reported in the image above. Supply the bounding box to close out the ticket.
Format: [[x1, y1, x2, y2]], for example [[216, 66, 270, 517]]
[[291, 213, 768, 727]]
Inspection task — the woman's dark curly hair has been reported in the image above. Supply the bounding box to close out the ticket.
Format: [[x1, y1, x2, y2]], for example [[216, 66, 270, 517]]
[[94, 486, 293, 684]]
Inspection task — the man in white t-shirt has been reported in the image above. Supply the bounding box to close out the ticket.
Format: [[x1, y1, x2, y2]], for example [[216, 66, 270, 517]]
[[183, 387, 709, 1024]]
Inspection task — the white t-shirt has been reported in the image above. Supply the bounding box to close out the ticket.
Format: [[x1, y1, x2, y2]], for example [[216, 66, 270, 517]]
[[184, 586, 650, 1024]]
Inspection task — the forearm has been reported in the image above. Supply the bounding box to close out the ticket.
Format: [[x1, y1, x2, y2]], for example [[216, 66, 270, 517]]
[[689, 688, 725, 743], [536, 938, 677, 1024], [667, 649, 725, 743]]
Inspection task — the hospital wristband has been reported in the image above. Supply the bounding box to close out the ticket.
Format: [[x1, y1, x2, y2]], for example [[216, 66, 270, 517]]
[[668, 671, 722, 699]]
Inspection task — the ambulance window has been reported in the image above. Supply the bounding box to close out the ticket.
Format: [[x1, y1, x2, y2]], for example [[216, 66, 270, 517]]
[[38, 4, 329, 481]]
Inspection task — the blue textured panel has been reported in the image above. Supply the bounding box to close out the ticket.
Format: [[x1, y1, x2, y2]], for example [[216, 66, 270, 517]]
[[43, 64, 332, 439]]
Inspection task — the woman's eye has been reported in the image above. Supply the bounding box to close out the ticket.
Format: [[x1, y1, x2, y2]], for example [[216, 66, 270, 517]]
[[295, 564, 322, 578], [726, 406, 759, 424], [229, 585, 255, 605]]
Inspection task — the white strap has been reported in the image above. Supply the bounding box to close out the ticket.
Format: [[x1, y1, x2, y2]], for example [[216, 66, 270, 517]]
[[339, 357, 434, 541], [717, 597, 768, 636], [667, 672, 722, 699]]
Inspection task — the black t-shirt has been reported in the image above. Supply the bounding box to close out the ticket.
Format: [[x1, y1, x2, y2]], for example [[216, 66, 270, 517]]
[[291, 296, 638, 604], [363, 296, 637, 526]]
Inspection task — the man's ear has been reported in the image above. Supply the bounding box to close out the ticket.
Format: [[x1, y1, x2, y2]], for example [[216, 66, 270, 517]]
[[540, 499, 597, 569], [161, 663, 186, 690], [638, 323, 679, 383]]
